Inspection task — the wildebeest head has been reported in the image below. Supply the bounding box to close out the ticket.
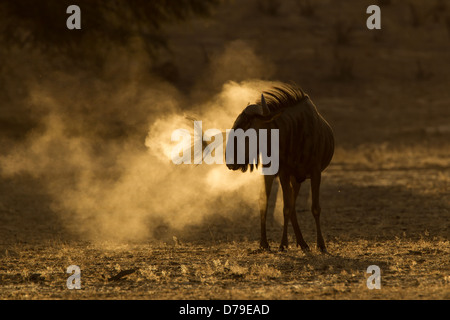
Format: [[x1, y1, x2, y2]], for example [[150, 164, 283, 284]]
[[226, 95, 276, 172]]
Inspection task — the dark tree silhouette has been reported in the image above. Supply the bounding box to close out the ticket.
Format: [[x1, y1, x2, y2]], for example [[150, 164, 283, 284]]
[[0, 0, 219, 60], [0, 1, 220, 140]]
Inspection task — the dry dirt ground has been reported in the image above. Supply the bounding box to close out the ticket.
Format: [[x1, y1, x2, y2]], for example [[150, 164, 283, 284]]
[[1, 146, 448, 300], [0, 0, 449, 299]]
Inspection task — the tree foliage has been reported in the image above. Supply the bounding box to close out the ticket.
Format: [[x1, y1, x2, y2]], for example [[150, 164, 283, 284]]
[[0, 0, 219, 58]]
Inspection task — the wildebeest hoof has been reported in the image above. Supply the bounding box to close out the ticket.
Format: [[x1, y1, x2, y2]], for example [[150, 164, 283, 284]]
[[299, 245, 311, 253], [319, 247, 328, 254]]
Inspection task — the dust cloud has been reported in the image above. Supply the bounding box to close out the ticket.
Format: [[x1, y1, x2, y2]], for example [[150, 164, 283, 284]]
[[0, 40, 278, 243]]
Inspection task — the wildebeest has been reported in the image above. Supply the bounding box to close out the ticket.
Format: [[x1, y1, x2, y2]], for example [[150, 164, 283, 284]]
[[226, 84, 334, 252]]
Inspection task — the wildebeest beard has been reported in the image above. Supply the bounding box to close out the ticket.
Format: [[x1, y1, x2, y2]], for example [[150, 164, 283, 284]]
[[226, 136, 260, 173], [226, 118, 278, 174], [226, 95, 277, 174]]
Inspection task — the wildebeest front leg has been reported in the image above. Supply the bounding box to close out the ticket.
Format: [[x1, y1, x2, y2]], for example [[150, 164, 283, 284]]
[[311, 170, 327, 253], [259, 174, 275, 250], [290, 177, 310, 252]]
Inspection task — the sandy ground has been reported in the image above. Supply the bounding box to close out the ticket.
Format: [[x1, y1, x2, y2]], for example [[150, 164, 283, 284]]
[[0, 145, 448, 299]]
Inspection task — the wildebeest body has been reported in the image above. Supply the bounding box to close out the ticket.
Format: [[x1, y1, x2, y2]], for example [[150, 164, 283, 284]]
[[267, 96, 334, 183]]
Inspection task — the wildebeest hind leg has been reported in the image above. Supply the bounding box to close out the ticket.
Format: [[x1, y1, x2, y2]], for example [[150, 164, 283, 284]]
[[311, 170, 327, 253]]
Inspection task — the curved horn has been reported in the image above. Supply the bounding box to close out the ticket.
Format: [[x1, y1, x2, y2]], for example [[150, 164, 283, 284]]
[[261, 94, 270, 116]]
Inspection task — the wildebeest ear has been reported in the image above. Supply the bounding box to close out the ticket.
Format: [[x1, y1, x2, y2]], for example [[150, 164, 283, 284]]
[[261, 94, 270, 116], [262, 111, 283, 123]]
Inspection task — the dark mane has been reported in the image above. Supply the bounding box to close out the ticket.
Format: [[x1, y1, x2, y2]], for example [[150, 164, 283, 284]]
[[257, 83, 308, 113]]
